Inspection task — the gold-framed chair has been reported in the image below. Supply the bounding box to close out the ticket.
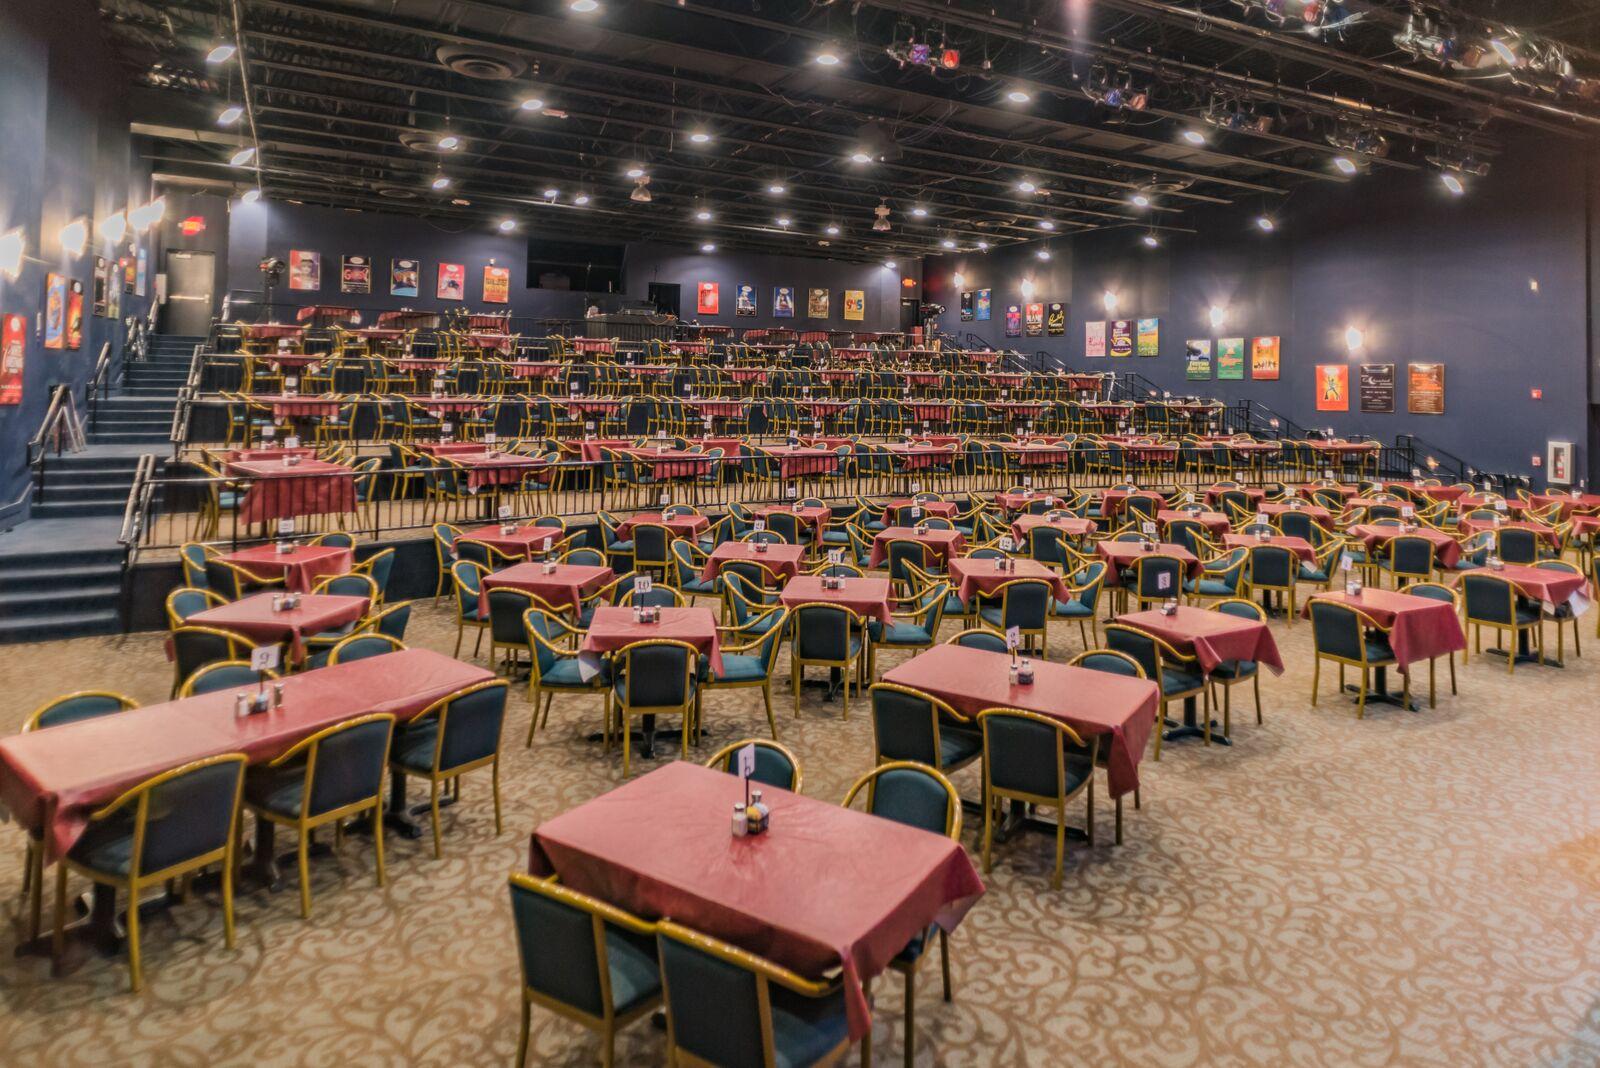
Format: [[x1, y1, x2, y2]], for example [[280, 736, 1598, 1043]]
[[702, 738, 803, 792], [1461, 572, 1544, 674], [977, 710, 1098, 889], [1307, 598, 1404, 718], [608, 639, 700, 777], [703, 607, 789, 743], [1103, 622, 1210, 757], [789, 603, 866, 721], [54, 753, 247, 991], [389, 679, 509, 859], [1400, 582, 1460, 706]]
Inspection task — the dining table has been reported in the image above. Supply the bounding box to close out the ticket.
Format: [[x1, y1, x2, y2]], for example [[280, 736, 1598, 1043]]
[[778, 575, 893, 625], [220, 543, 353, 593], [1116, 606, 1284, 746], [186, 592, 370, 666], [1304, 588, 1466, 707], [869, 527, 966, 568]]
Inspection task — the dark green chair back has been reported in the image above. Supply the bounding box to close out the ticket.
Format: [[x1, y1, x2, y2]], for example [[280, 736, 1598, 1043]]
[[509, 879, 626, 1020], [1462, 573, 1516, 625], [303, 717, 393, 817], [431, 682, 509, 772], [951, 630, 1007, 652], [982, 712, 1066, 798], [489, 589, 536, 644], [863, 765, 951, 836], [618, 642, 694, 707], [1075, 651, 1143, 677], [32, 693, 132, 731], [871, 687, 944, 766], [1104, 626, 1160, 680], [1309, 601, 1366, 660], [657, 932, 767, 1066], [793, 604, 852, 661], [1248, 545, 1295, 587], [72, 757, 244, 877]]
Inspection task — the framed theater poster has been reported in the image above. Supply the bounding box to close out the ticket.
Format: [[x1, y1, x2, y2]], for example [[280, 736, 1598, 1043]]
[[1136, 318, 1159, 356], [1024, 302, 1044, 336], [288, 250, 320, 291], [1250, 336, 1280, 380], [1408, 362, 1445, 414], [1358, 363, 1395, 413], [696, 281, 719, 315], [66, 281, 84, 349], [1216, 338, 1245, 380], [975, 288, 991, 321], [1047, 302, 1065, 336], [807, 288, 828, 318], [482, 265, 510, 304], [44, 273, 67, 350], [390, 259, 419, 297], [92, 257, 109, 317], [436, 262, 465, 300], [1085, 320, 1106, 357], [1185, 339, 1212, 380], [1315, 363, 1349, 412], [959, 292, 973, 321], [340, 256, 372, 294], [1004, 305, 1021, 337], [773, 286, 795, 318], [842, 290, 864, 321], [736, 284, 757, 316], [1109, 319, 1133, 358], [0, 312, 24, 405]]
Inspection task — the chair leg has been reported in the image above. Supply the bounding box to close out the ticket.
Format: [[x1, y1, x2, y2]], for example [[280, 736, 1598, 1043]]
[[981, 795, 994, 875], [297, 831, 313, 918], [1052, 806, 1065, 890], [903, 966, 916, 1068], [1085, 778, 1095, 849], [222, 844, 237, 950], [762, 685, 778, 740], [126, 883, 142, 992], [1253, 674, 1263, 724], [938, 929, 952, 1002], [429, 781, 443, 859], [1114, 794, 1123, 845], [1310, 658, 1320, 706], [493, 760, 503, 836], [516, 997, 531, 1068], [25, 840, 42, 942]]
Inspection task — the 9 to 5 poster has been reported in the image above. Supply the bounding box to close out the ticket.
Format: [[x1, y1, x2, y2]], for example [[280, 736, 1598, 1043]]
[[482, 265, 510, 304], [288, 250, 321, 291], [975, 288, 991, 321], [1136, 318, 1159, 356], [1004, 304, 1021, 337], [436, 262, 465, 300], [1085, 320, 1107, 358], [340, 255, 372, 294], [842, 289, 864, 321], [0, 313, 26, 405], [1109, 320, 1134, 358], [44, 274, 67, 350]]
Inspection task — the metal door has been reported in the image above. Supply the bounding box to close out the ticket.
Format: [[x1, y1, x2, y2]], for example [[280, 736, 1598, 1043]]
[[164, 250, 215, 335]]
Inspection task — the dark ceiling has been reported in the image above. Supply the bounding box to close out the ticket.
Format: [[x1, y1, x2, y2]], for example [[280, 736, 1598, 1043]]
[[98, 0, 1600, 263]]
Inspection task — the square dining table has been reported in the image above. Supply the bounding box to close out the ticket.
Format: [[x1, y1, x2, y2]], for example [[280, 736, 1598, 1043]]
[[1222, 533, 1318, 563], [579, 605, 724, 675], [701, 541, 807, 584], [187, 592, 369, 665], [778, 576, 893, 625], [226, 459, 357, 525], [527, 762, 985, 1043], [482, 562, 613, 616], [221, 543, 352, 593], [1305, 589, 1466, 705], [1010, 513, 1096, 544], [1095, 541, 1202, 586], [615, 511, 711, 539], [946, 558, 1068, 605], [1346, 524, 1462, 568], [458, 523, 568, 560], [869, 527, 966, 567]]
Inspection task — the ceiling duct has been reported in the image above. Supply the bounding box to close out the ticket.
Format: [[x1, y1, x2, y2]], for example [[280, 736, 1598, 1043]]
[[435, 44, 527, 81]]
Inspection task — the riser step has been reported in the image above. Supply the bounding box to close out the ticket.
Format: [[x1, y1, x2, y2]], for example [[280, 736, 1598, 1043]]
[[0, 585, 123, 614], [37, 488, 131, 504], [39, 455, 146, 470], [87, 433, 171, 444], [0, 613, 121, 643], [29, 502, 133, 518], [0, 565, 123, 587]]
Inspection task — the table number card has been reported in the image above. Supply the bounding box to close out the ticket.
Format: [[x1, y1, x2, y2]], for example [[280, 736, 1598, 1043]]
[[250, 645, 282, 672]]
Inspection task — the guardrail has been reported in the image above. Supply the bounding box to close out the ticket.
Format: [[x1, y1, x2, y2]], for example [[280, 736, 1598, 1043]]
[[26, 385, 87, 502]]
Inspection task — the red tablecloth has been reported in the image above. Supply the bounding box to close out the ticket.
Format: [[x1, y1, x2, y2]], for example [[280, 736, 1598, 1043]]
[[947, 558, 1068, 604], [884, 645, 1155, 799], [1570, 515, 1600, 538], [1099, 490, 1165, 518], [760, 446, 839, 479], [1310, 440, 1379, 457], [188, 592, 369, 665], [1529, 491, 1600, 519], [459, 523, 568, 560], [414, 442, 488, 458], [579, 606, 723, 675], [1457, 495, 1524, 516], [1158, 509, 1230, 535], [1259, 502, 1336, 524], [449, 453, 548, 491], [615, 512, 711, 539], [482, 563, 614, 613], [868, 527, 966, 567], [1457, 518, 1561, 546], [686, 399, 747, 419], [701, 542, 806, 583], [226, 459, 357, 524], [778, 576, 893, 626], [1010, 514, 1096, 543], [998, 444, 1065, 468], [883, 499, 958, 520], [1115, 606, 1284, 676], [907, 403, 951, 423], [1469, 563, 1593, 615], [882, 443, 955, 471], [221, 544, 353, 593], [1290, 483, 1358, 501], [728, 368, 768, 384], [259, 395, 345, 420], [1387, 482, 1468, 502], [506, 361, 563, 379], [1347, 525, 1462, 568], [995, 492, 1062, 514], [1304, 590, 1466, 670], [578, 438, 743, 463], [527, 762, 983, 1042], [1221, 533, 1317, 563], [1095, 541, 1202, 585], [0, 649, 491, 862], [242, 323, 305, 340], [628, 448, 712, 479], [1203, 485, 1267, 507], [222, 447, 318, 464], [755, 505, 831, 539]]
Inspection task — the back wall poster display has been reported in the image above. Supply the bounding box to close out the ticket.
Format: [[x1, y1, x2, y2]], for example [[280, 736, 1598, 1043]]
[[1408, 362, 1445, 414], [1359, 363, 1395, 413], [807, 288, 829, 319], [1025, 302, 1044, 336], [1085, 320, 1107, 357], [1185, 339, 1212, 379], [1047, 302, 1065, 336], [736, 284, 757, 316], [1004, 304, 1022, 337], [1216, 338, 1245, 380], [340, 255, 372, 295], [0, 313, 25, 405], [975, 288, 991, 321], [773, 285, 795, 318], [436, 262, 466, 300], [44, 273, 67, 350], [960, 292, 973, 321], [1136, 318, 1159, 356], [288, 250, 321, 291], [390, 259, 419, 297], [1316, 363, 1350, 412], [66, 281, 83, 349], [1250, 336, 1280, 380], [697, 281, 719, 315], [1109, 320, 1134, 357], [842, 290, 865, 321], [482, 265, 511, 304]]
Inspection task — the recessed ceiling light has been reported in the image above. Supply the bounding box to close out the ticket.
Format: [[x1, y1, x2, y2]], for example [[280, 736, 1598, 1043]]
[[941, 238, 956, 249], [625, 166, 646, 179], [1256, 215, 1276, 232], [1333, 156, 1357, 175], [1142, 234, 1159, 248], [520, 97, 545, 112], [700, 243, 716, 253], [569, 0, 599, 12], [451, 198, 471, 206], [1441, 173, 1464, 195], [229, 146, 256, 167], [776, 217, 791, 227], [240, 189, 261, 205], [1131, 194, 1150, 207], [815, 49, 841, 66], [977, 240, 989, 251], [1038, 220, 1055, 230], [1006, 89, 1031, 103], [437, 135, 460, 150], [911, 206, 928, 217], [205, 42, 237, 64], [768, 183, 786, 194], [883, 260, 897, 269], [1036, 248, 1052, 260], [431, 176, 451, 190], [825, 224, 840, 236], [695, 209, 712, 221], [573, 193, 591, 205], [498, 219, 516, 231], [689, 131, 711, 144], [1182, 130, 1206, 145], [1016, 179, 1037, 193], [849, 151, 873, 164], [543, 187, 559, 199], [217, 105, 243, 126]]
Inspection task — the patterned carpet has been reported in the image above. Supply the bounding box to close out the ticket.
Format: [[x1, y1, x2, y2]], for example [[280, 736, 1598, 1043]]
[[0, 598, 1597, 1067]]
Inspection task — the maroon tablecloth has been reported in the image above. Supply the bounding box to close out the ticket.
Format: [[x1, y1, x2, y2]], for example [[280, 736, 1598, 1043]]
[[1304, 589, 1466, 670], [1457, 518, 1561, 546], [188, 592, 369, 665], [1387, 482, 1468, 502], [578, 438, 743, 463], [223, 447, 318, 464], [1470, 563, 1593, 614], [1158, 509, 1230, 535], [449, 453, 549, 491], [1116, 606, 1284, 676], [1203, 485, 1267, 507], [459, 523, 567, 560], [995, 492, 1062, 514], [629, 448, 712, 479], [226, 459, 358, 524], [259, 395, 345, 420], [0, 649, 492, 862], [1529, 491, 1600, 519], [526, 762, 984, 1043], [1259, 502, 1336, 524], [701, 542, 807, 583], [579, 606, 723, 675], [946, 558, 1068, 604], [1095, 541, 1202, 585], [882, 443, 955, 471], [1347, 525, 1462, 568], [869, 527, 966, 567], [221, 544, 353, 593], [998, 444, 1066, 468], [762, 446, 840, 479], [883, 499, 958, 520], [615, 512, 711, 539], [414, 442, 488, 458], [1010, 514, 1096, 543], [884, 645, 1155, 799], [755, 505, 831, 539], [778, 576, 893, 626], [1221, 533, 1318, 563], [482, 563, 614, 613]]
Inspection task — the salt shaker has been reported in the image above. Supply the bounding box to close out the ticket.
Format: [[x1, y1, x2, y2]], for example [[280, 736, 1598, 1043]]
[[731, 803, 748, 837], [272, 682, 286, 709]]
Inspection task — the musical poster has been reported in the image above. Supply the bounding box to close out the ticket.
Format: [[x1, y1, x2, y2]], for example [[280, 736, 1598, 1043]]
[[697, 281, 719, 315], [1250, 335, 1280, 380], [736, 284, 757, 316], [1003, 305, 1021, 337], [288, 250, 320, 291], [1316, 363, 1350, 412], [0, 312, 25, 405], [1216, 337, 1245, 380], [842, 289, 864, 321], [807, 287, 829, 318], [340, 255, 372, 294], [959, 291, 973, 321], [1358, 363, 1395, 413], [44, 273, 67, 350], [1109, 319, 1133, 358], [1185, 339, 1212, 380], [66, 280, 84, 350], [1136, 317, 1159, 356], [135, 247, 148, 297], [773, 285, 795, 318], [1047, 302, 1065, 336], [436, 262, 465, 300], [390, 258, 419, 297], [122, 256, 135, 294], [482, 265, 510, 304], [92, 257, 109, 317], [1408, 362, 1445, 414], [1085, 320, 1107, 358], [1024, 302, 1044, 336], [975, 288, 991, 321]]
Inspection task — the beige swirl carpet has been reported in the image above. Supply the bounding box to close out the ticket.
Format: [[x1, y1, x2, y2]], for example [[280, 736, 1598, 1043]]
[[0, 601, 1596, 1067]]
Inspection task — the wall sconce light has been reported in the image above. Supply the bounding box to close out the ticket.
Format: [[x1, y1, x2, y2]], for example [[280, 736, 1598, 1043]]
[[1102, 291, 1118, 314], [0, 229, 23, 279], [1208, 305, 1226, 330], [60, 219, 88, 257], [100, 211, 128, 245], [1344, 326, 1364, 352], [1020, 279, 1036, 299], [953, 272, 964, 289]]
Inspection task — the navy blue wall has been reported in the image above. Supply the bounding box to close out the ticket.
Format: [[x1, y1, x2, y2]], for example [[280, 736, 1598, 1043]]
[[926, 133, 1596, 486], [0, 0, 155, 522]]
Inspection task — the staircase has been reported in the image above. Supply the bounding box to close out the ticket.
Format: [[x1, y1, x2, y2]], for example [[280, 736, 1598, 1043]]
[[0, 333, 198, 642]]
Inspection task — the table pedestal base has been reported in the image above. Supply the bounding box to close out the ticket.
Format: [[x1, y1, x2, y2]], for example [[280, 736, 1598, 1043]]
[[1159, 694, 1232, 747], [1343, 666, 1418, 711]]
